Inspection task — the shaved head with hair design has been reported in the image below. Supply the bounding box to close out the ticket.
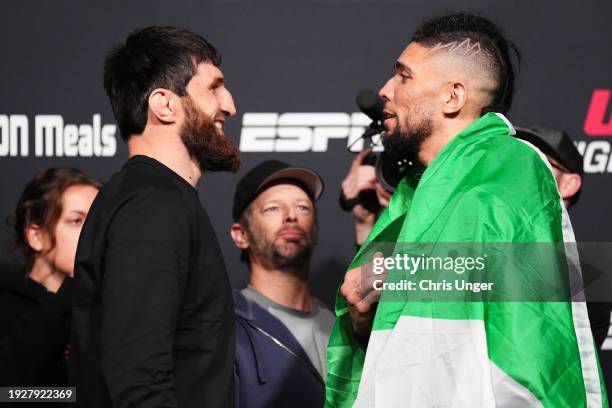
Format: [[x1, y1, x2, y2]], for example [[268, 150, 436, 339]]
[[411, 13, 521, 115], [379, 13, 520, 165]]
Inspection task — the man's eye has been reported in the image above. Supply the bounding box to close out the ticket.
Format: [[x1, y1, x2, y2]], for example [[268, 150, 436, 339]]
[[211, 83, 224, 92], [264, 207, 279, 213], [297, 205, 311, 212]]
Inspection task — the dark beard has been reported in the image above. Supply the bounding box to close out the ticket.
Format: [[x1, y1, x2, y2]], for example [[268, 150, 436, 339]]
[[180, 96, 240, 172], [271, 239, 313, 270], [382, 117, 433, 160]]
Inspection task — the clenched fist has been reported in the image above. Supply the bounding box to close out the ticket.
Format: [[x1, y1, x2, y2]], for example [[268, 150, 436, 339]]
[[340, 252, 388, 337]]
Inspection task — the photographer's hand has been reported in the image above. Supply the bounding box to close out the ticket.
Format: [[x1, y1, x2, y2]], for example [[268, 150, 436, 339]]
[[341, 149, 377, 244]]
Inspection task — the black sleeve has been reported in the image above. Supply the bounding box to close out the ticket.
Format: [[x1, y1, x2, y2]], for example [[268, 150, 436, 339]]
[[0, 278, 72, 386], [99, 188, 189, 408]]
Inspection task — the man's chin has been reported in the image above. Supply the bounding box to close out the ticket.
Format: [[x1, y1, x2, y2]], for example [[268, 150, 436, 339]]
[[273, 242, 311, 263], [275, 243, 304, 258], [382, 126, 395, 137]]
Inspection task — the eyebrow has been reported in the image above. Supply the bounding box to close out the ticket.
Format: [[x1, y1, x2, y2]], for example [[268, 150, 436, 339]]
[[262, 198, 311, 206], [209, 76, 225, 88], [394, 61, 414, 76], [67, 210, 87, 216]]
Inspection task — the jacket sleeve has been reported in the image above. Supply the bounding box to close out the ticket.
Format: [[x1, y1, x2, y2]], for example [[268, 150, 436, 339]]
[[99, 187, 189, 408]]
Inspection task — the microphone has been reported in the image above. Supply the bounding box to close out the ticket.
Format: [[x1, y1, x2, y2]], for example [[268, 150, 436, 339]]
[[348, 89, 387, 211], [356, 89, 385, 122], [352, 89, 422, 195]]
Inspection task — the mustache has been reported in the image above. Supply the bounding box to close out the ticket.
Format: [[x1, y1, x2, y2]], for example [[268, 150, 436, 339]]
[[213, 114, 227, 123]]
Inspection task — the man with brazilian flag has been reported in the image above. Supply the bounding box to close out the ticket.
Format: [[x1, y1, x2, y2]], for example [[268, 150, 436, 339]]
[[325, 13, 607, 408]]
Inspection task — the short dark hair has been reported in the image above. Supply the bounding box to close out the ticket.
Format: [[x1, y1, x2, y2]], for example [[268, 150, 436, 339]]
[[411, 13, 520, 114], [103, 26, 222, 141], [9, 168, 102, 272]]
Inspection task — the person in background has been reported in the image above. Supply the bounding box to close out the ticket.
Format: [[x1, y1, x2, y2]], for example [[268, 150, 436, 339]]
[[0, 167, 100, 387], [515, 126, 582, 208], [340, 148, 390, 247], [230, 160, 334, 408]]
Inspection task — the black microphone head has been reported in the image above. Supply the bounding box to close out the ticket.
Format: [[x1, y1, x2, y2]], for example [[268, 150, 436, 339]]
[[356, 89, 385, 122]]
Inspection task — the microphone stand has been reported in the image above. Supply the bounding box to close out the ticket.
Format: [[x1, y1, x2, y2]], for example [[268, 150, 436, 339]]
[[361, 121, 384, 149]]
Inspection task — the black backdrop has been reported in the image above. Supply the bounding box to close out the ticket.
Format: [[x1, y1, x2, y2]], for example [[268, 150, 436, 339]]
[[2, 0, 612, 396]]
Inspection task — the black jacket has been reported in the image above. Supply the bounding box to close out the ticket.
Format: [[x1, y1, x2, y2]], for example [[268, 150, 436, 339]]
[[0, 263, 72, 388], [71, 156, 234, 408], [234, 291, 325, 408]]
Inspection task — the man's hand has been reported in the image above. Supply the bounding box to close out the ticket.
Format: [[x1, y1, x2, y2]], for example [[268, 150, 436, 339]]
[[341, 149, 378, 243], [340, 252, 387, 337], [341, 148, 377, 203]]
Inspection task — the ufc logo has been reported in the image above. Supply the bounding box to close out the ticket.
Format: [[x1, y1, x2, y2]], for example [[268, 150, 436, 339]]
[[584, 89, 612, 136]]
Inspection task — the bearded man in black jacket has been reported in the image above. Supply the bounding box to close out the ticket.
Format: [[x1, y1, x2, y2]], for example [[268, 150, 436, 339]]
[[71, 26, 240, 408]]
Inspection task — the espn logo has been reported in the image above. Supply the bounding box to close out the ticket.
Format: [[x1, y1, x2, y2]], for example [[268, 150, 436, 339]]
[[239, 112, 383, 153]]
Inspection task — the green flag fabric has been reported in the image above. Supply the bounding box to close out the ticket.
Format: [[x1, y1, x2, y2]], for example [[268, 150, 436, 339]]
[[325, 113, 607, 407]]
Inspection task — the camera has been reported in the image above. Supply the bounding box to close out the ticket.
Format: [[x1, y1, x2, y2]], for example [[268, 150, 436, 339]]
[[348, 150, 422, 213]]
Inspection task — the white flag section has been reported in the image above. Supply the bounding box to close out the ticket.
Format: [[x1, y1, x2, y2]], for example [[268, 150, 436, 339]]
[[354, 316, 544, 407]]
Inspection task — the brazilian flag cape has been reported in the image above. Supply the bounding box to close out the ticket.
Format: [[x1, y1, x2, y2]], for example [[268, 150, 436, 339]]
[[325, 113, 607, 407]]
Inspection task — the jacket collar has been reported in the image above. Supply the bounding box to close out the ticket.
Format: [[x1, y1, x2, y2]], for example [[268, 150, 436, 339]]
[[233, 290, 323, 384]]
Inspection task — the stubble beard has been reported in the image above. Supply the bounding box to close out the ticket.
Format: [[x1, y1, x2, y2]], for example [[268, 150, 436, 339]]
[[248, 225, 316, 275], [180, 96, 241, 173]]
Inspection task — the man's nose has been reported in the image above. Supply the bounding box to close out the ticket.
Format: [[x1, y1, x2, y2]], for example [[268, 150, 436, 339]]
[[379, 77, 394, 102], [220, 88, 237, 117], [284, 206, 298, 223]]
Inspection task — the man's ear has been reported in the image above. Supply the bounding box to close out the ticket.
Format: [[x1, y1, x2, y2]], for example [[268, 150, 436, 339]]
[[230, 223, 250, 250], [558, 173, 582, 201], [25, 225, 47, 252], [442, 82, 467, 115], [148, 88, 178, 124]]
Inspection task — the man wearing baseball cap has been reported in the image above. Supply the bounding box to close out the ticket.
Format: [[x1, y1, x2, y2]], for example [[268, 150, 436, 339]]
[[230, 160, 334, 408], [515, 125, 583, 208]]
